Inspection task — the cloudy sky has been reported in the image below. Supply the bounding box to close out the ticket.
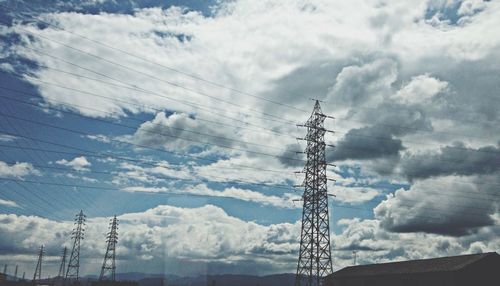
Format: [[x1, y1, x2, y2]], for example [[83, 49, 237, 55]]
[[0, 0, 499, 279]]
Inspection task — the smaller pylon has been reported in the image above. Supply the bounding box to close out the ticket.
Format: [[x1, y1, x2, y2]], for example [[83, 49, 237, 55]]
[[33, 245, 44, 282], [58, 247, 68, 278], [99, 215, 118, 281], [66, 210, 86, 281], [14, 265, 18, 279]]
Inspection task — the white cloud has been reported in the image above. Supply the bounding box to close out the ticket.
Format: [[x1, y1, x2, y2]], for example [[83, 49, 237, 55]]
[[331, 216, 500, 268], [55, 156, 91, 171], [333, 185, 380, 205], [0, 134, 17, 142], [0, 199, 20, 208], [458, 0, 488, 16], [1, 0, 500, 275], [0, 161, 40, 178], [392, 74, 448, 105], [122, 184, 300, 209], [0, 205, 301, 276], [374, 175, 499, 235]]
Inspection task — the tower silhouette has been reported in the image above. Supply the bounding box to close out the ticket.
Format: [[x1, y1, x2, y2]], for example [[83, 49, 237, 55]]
[[33, 245, 44, 282], [99, 215, 118, 281], [295, 101, 334, 286], [58, 247, 68, 278], [66, 210, 86, 281]]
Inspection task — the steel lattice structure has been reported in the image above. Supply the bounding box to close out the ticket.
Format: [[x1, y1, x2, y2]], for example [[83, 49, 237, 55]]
[[58, 247, 67, 279], [295, 101, 333, 286], [33, 245, 44, 282], [66, 210, 86, 281], [99, 215, 118, 281]]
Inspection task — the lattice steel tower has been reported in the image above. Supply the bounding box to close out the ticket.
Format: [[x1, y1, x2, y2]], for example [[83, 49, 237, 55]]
[[66, 210, 86, 281], [295, 100, 334, 286], [33, 245, 44, 282], [58, 247, 67, 278], [99, 215, 118, 281]]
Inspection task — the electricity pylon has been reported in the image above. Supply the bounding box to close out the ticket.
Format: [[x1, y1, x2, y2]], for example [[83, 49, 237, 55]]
[[33, 245, 44, 282], [295, 100, 334, 286], [99, 215, 118, 281], [66, 210, 86, 281], [58, 247, 68, 278]]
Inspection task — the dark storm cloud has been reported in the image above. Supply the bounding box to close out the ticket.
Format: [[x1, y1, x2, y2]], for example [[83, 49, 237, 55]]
[[129, 112, 240, 151], [380, 213, 494, 236], [400, 142, 500, 180], [327, 125, 404, 162], [264, 61, 346, 111], [375, 174, 500, 236], [278, 144, 304, 167]]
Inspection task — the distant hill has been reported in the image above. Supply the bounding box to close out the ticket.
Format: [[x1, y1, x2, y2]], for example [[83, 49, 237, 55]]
[[82, 272, 295, 286], [138, 273, 295, 286]]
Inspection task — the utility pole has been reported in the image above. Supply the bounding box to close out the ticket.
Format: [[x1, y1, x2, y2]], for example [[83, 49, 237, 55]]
[[99, 215, 118, 281], [58, 247, 68, 278], [3, 264, 6, 274], [353, 251, 358, 265], [66, 210, 86, 281], [295, 100, 335, 286], [33, 245, 44, 282], [14, 265, 18, 279]]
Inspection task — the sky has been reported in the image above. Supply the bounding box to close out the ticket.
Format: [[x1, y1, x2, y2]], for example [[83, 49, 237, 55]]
[[0, 0, 499, 279]]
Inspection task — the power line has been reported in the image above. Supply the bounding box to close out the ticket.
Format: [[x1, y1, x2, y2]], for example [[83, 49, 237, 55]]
[[8, 2, 310, 114], [12, 25, 297, 125], [2, 141, 500, 194], [0, 176, 495, 221], [2, 125, 498, 193], [12, 28, 498, 139], [0, 150, 51, 217], [3, 10, 498, 144], [14, 47, 498, 148], [0, 177, 293, 202], [0, 103, 94, 212], [0, 137, 64, 215], [0, 140, 296, 191], [0, 87, 289, 152], [0, 68, 294, 138], [0, 114, 297, 177], [4, 70, 497, 160], [2, 83, 497, 171], [2, 51, 296, 139], [0, 156, 294, 190], [0, 111, 305, 164]]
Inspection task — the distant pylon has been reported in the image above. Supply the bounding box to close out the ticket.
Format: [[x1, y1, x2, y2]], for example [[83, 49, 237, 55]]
[[14, 265, 18, 279], [99, 215, 118, 281], [58, 247, 68, 278], [3, 264, 6, 274], [33, 245, 44, 282], [295, 100, 334, 286], [66, 210, 86, 281]]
